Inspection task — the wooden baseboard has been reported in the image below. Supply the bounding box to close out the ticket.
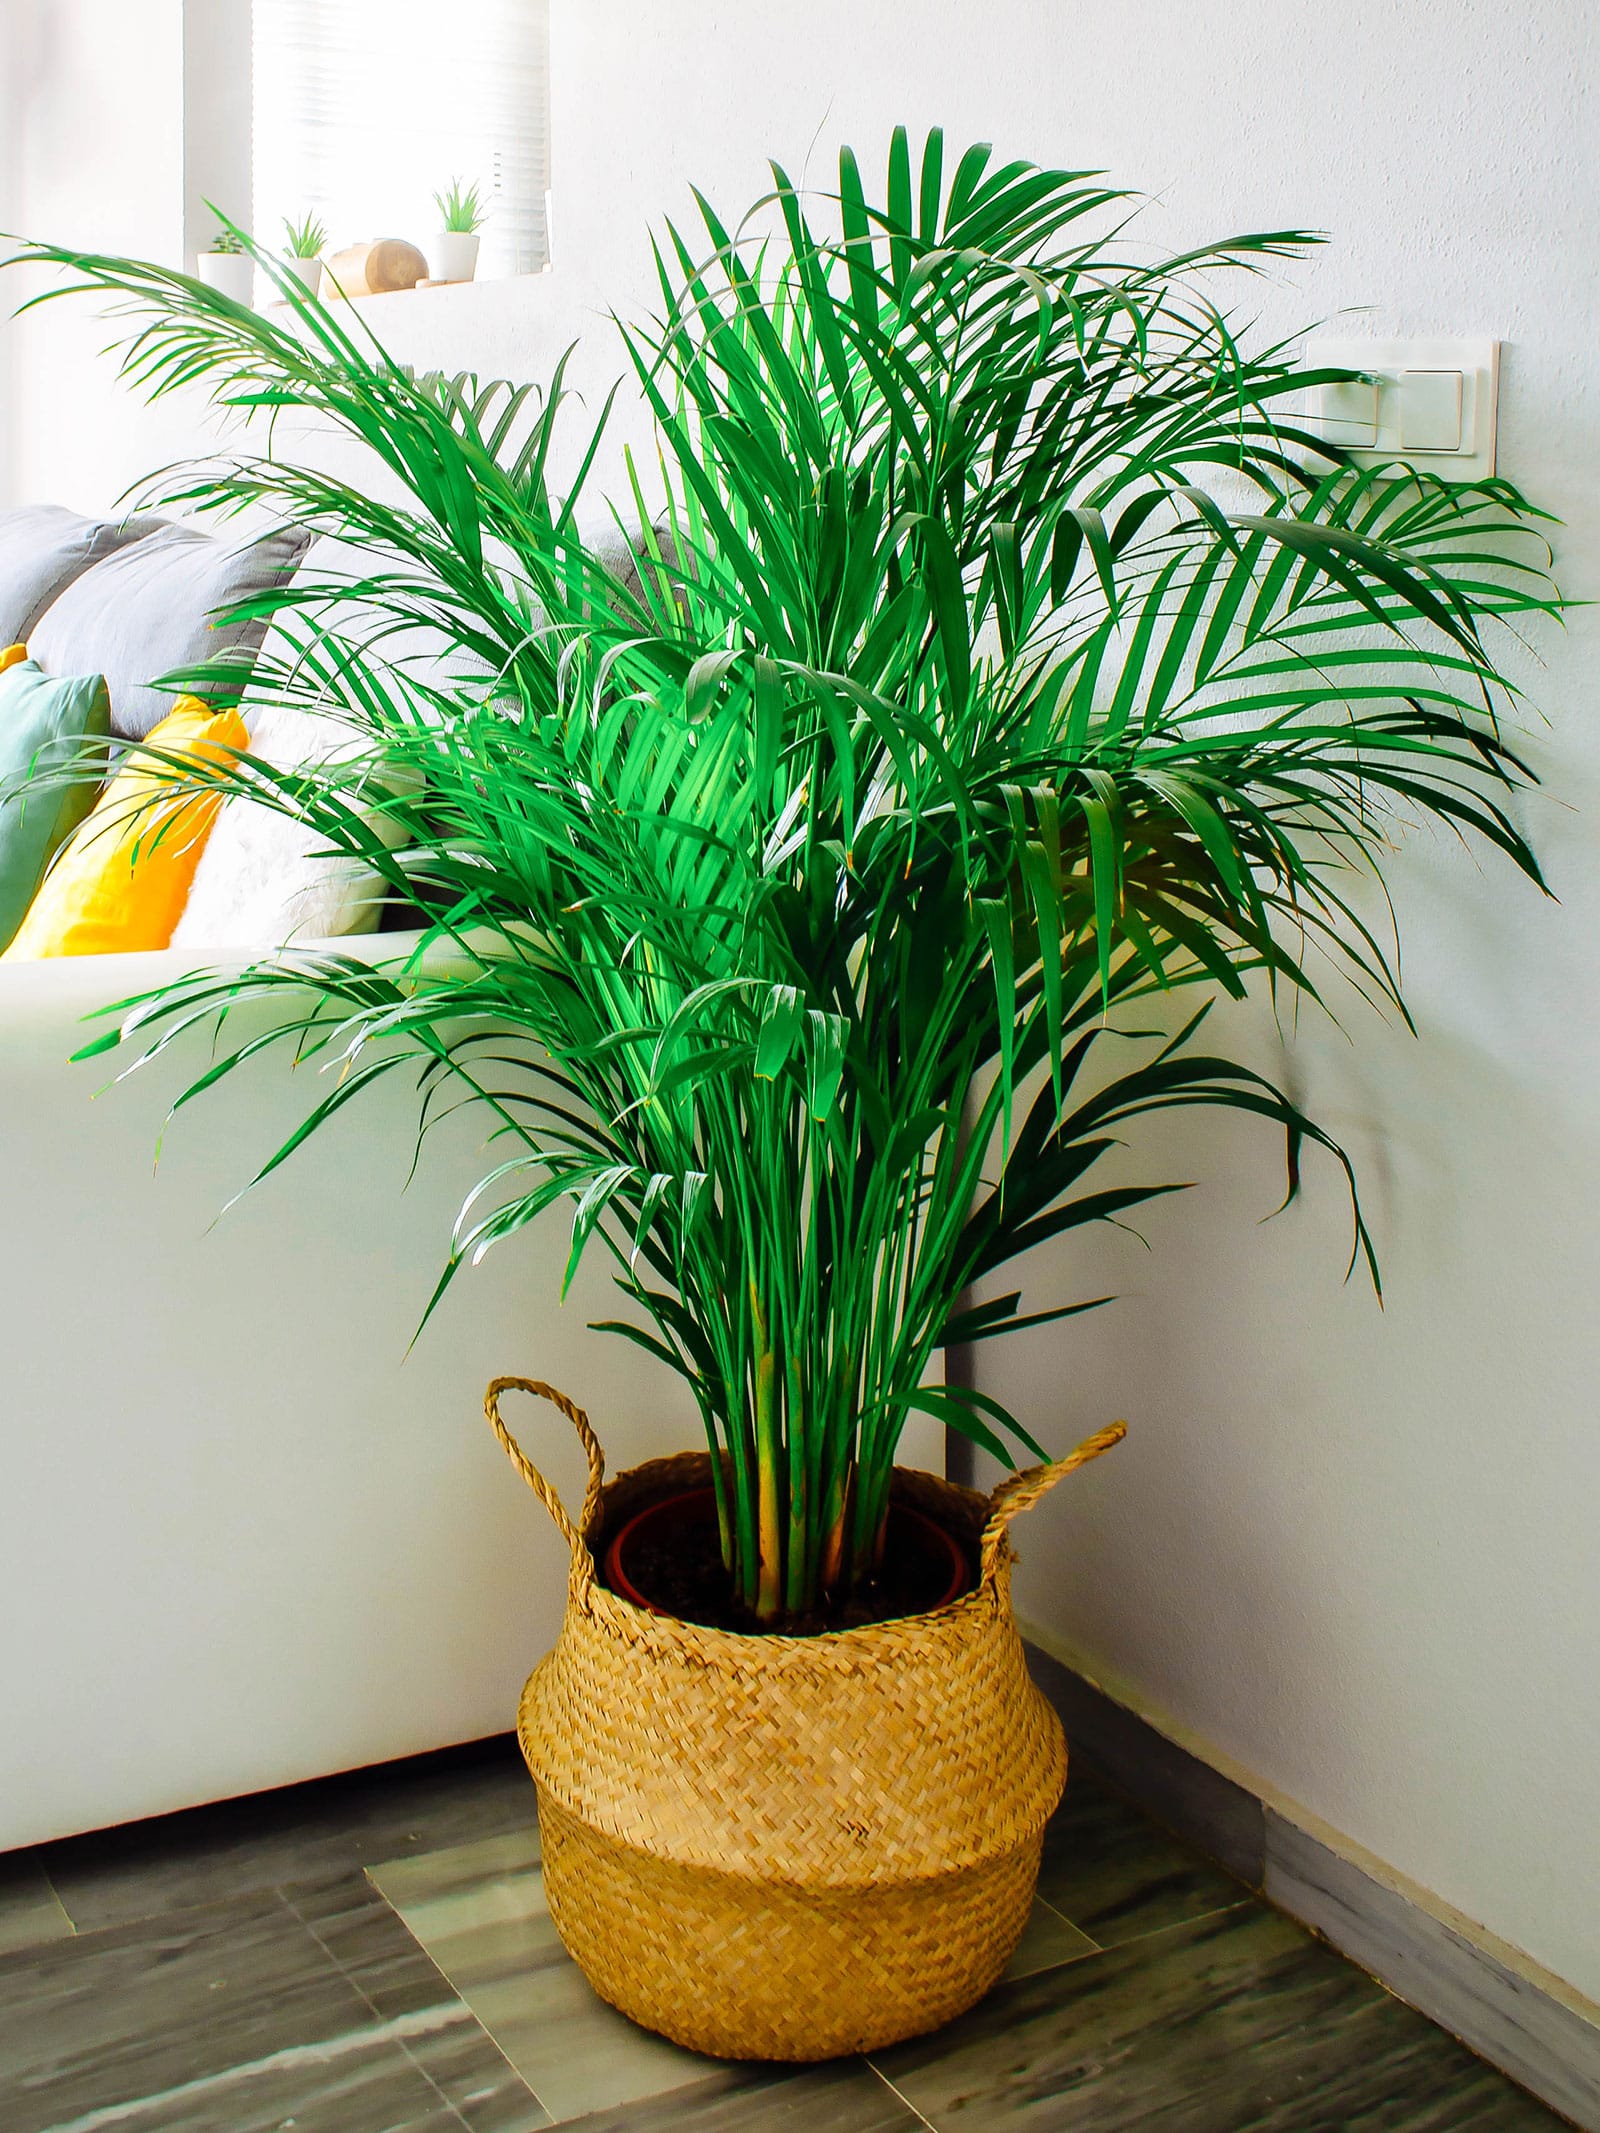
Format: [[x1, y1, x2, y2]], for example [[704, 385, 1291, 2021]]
[[1023, 1635, 1600, 2132]]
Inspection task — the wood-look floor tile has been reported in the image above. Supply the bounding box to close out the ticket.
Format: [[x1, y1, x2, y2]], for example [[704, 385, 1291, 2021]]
[[0, 1884, 481, 2133], [41, 1735, 536, 1935], [1003, 1896, 1098, 1981], [1265, 1811, 1600, 2131], [555, 2059, 928, 2130], [1037, 1771, 1249, 1947], [371, 1829, 727, 2123], [871, 1902, 1566, 2130], [13, 1735, 1571, 2131], [397, 2011, 555, 2133], [0, 1854, 72, 1957], [368, 1825, 543, 1915], [288, 1868, 464, 2017], [284, 1871, 551, 2130]]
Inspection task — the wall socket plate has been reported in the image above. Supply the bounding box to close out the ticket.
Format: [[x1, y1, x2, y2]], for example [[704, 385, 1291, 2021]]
[[1303, 337, 1500, 482]]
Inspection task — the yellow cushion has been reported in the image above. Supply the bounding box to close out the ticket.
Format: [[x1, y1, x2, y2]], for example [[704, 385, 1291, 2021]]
[[3, 697, 248, 958], [0, 644, 27, 674]]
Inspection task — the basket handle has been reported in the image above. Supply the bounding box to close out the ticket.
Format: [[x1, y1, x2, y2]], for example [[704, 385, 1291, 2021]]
[[485, 1376, 605, 1577], [979, 1419, 1127, 1581]]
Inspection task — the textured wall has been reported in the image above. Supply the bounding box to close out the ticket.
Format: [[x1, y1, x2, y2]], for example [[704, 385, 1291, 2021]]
[[3, 0, 1596, 1999], [0, 1, 191, 513]]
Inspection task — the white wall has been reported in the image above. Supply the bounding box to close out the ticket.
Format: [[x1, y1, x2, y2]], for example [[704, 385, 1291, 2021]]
[[3, 0, 1596, 2003], [0, 1, 195, 515]]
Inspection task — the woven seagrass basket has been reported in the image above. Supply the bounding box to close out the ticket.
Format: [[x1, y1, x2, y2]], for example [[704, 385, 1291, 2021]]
[[486, 1377, 1124, 2061]]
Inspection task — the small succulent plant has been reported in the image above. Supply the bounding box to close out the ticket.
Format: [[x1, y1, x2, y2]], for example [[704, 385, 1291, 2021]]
[[282, 213, 328, 260], [434, 178, 486, 234]]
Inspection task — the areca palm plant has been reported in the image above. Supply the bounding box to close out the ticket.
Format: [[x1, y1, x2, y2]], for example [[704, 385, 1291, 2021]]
[[13, 131, 1560, 1624]]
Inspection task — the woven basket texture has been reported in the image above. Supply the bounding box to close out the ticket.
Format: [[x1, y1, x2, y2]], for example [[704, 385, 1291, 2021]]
[[487, 1378, 1124, 2061]]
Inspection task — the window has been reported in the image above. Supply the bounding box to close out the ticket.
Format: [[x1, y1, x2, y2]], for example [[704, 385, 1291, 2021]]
[[252, 0, 551, 278]]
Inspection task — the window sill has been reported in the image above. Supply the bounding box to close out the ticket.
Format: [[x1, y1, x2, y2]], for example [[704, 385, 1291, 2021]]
[[267, 269, 552, 312]]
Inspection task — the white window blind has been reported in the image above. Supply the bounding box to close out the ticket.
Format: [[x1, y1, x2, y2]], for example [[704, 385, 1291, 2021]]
[[252, 0, 550, 278]]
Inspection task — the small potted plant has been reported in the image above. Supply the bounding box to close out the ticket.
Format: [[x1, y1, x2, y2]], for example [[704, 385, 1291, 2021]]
[[428, 178, 485, 283], [195, 214, 253, 303], [280, 213, 327, 299]]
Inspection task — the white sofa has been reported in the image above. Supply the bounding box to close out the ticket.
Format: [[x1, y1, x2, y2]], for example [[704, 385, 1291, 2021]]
[[0, 938, 705, 1849]]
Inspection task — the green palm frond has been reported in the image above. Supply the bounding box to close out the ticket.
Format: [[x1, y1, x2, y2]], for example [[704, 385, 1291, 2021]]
[[7, 126, 1563, 1621]]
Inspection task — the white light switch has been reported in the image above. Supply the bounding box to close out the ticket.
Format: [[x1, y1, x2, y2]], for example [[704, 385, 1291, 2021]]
[[1305, 337, 1499, 481], [1319, 377, 1379, 447], [1400, 369, 1463, 452]]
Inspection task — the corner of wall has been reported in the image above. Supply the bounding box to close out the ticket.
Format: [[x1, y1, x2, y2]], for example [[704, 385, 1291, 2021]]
[[181, 0, 252, 268]]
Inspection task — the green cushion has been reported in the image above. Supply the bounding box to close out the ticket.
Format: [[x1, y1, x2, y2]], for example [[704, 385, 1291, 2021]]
[[0, 659, 111, 950]]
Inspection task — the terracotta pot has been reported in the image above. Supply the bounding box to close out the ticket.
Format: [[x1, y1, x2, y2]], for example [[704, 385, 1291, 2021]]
[[603, 1481, 969, 1619]]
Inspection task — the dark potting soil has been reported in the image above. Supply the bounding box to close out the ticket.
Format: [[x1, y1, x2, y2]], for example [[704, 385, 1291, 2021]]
[[605, 1491, 976, 1635]]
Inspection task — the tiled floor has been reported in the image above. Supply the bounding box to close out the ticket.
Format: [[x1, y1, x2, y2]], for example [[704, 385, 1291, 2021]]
[[0, 1737, 1568, 2132]]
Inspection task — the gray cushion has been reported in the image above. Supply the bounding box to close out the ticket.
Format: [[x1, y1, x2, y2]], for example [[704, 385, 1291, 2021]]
[[29, 521, 311, 740], [0, 505, 156, 646]]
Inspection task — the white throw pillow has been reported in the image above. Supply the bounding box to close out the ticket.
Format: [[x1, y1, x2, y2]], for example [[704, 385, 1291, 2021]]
[[171, 693, 398, 950], [172, 536, 480, 951]]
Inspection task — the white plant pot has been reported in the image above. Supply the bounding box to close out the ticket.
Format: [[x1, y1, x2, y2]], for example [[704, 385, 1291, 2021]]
[[428, 230, 480, 284], [197, 252, 255, 305], [282, 255, 323, 300]]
